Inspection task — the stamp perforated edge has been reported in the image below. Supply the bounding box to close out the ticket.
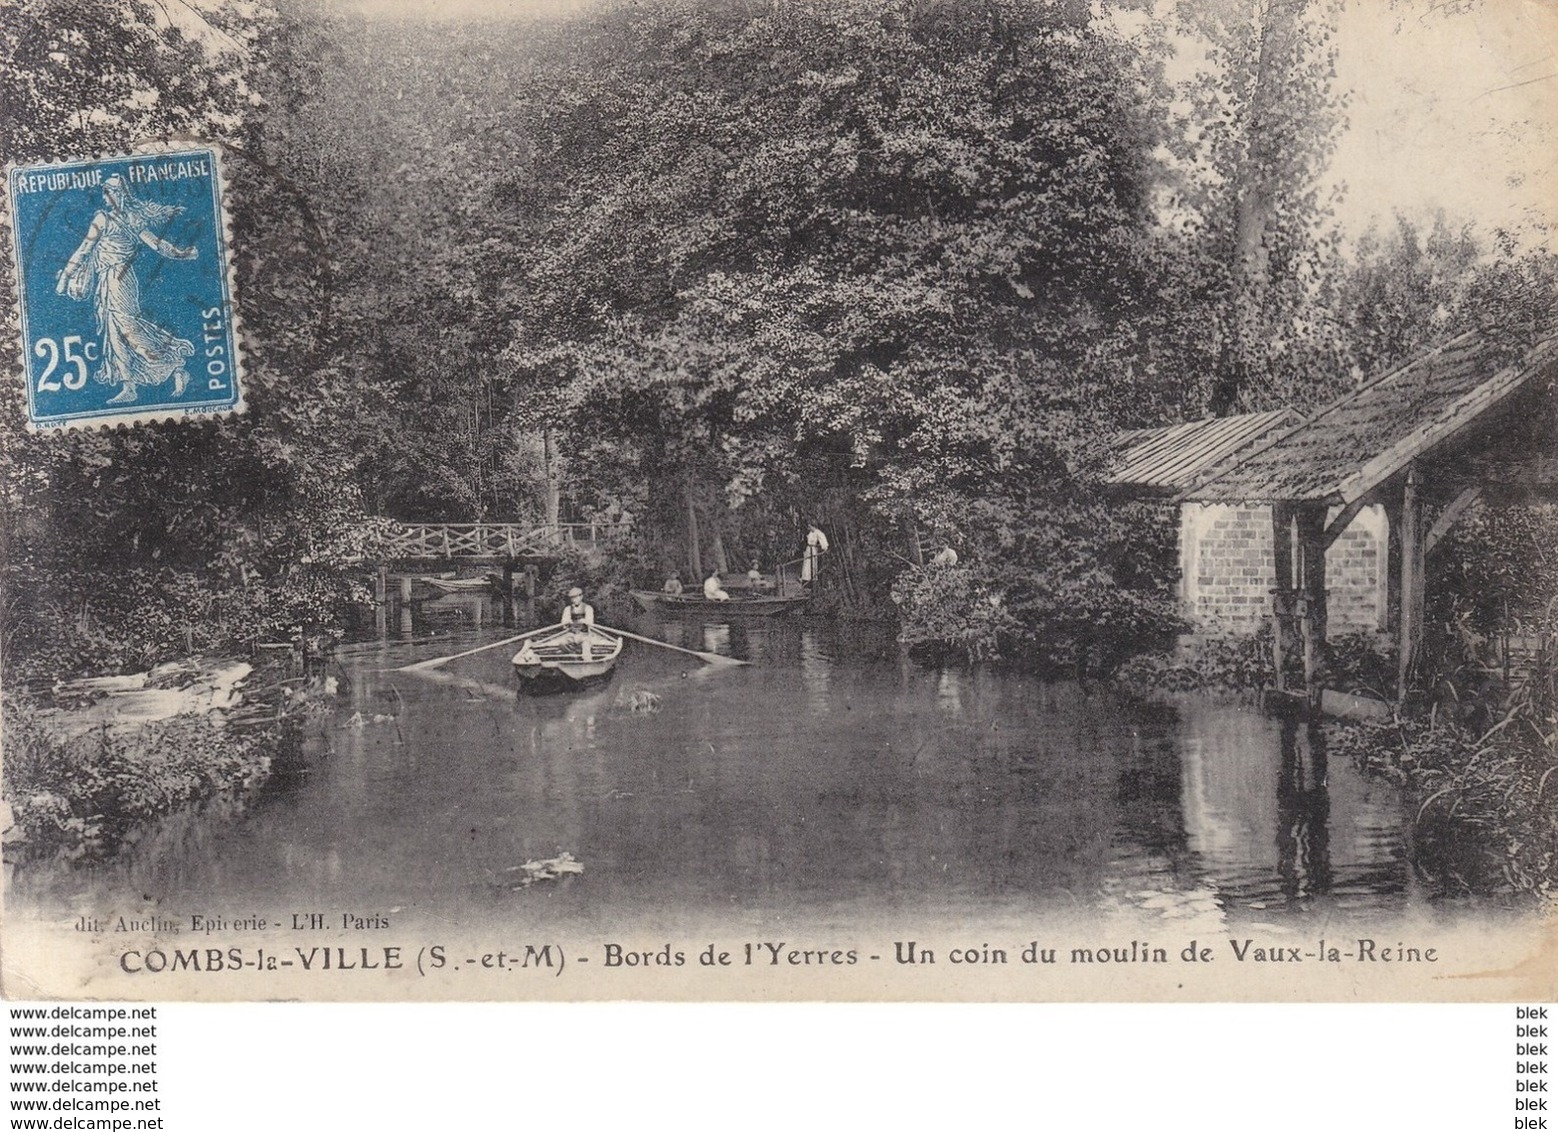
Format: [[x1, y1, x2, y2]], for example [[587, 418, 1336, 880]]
[[4, 139, 247, 434]]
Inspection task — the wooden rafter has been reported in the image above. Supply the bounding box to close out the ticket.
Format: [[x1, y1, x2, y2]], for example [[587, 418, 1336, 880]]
[[1425, 486, 1483, 556], [1322, 492, 1373, 550]]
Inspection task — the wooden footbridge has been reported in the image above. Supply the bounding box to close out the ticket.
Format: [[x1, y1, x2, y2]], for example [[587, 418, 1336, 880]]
[[369, 520, 625, 632], [377, 521, 613, 562]]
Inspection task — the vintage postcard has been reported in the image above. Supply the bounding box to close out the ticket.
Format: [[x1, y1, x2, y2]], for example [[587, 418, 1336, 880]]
[[1, 0, 1555, 1004]]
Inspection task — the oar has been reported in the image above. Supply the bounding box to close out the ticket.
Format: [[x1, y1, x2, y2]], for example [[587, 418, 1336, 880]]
[[395, 624, 558, 672], [598, 624, 747, 667]]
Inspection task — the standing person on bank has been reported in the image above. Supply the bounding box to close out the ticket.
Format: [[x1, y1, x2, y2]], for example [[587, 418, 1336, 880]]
[[801, 522, 829, 584]]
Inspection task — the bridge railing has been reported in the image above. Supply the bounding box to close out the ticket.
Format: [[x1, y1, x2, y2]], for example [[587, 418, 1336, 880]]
[[376, 521, 627, 560]]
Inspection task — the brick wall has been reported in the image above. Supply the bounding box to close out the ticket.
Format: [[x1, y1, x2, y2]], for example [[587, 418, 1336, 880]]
[[1326, 507, 1388, 631], [1179, 503, 1387, 634]]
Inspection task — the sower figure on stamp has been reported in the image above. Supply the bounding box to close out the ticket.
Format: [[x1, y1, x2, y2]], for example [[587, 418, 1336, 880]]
[[55, 174, 198, 405]]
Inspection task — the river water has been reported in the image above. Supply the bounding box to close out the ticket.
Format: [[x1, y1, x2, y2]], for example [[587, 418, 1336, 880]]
[[11, 594, 1494, 947]]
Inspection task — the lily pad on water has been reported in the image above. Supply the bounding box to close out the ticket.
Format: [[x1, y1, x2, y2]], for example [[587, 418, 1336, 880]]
[[345, 711, 396, 728], [505, 852, 585, 888], [622, 688, 661, 714]]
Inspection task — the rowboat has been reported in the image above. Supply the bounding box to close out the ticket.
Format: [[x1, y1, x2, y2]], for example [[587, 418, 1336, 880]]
[[629, 590, 808, 616], [510, 625, 623, 692]]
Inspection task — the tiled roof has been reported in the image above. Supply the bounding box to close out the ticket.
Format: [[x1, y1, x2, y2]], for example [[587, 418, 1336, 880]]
[[1107, 409, 1297, 494], [1181, 328, 1558, 504]]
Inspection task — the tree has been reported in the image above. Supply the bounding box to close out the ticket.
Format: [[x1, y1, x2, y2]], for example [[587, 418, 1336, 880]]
[[1172, 0, 1348, 413], [484, 2, 1183, 564], [0, 0, 386, 677]]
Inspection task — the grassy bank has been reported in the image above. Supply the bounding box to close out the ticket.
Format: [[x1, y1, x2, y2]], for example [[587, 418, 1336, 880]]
[[1, 667, 318, 863], [1330, 712, 1556, 903]]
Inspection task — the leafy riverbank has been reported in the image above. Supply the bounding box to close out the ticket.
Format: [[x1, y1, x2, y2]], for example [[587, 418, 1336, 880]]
[[1332, 712, 1556, 903], [1, 660, 324, 863]]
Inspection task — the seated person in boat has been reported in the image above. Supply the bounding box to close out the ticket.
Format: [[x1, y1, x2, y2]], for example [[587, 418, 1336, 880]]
[[561, 586, 595, 630], [703, 569, 731, 602], [663, 573, 684, 595], [746, 560, 773, 592], [561, 586, 596, 660]]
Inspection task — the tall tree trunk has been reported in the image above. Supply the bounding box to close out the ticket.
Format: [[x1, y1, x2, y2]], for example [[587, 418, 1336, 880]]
[[542, 428, 561, 528], [684, 483, 702, 579], [471, 401, 486, 519], [710, 523, 730, 574], [1233, 2, 1300, 286], [839, 516, 861, 605], [904, 517, 924, 567], [1213, 0, 1312, 415]]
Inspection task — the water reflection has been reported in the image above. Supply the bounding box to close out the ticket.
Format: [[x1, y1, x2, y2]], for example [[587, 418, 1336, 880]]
[[799, 628, 832, 707], [1112, 695, 1411, 918], [1275, 715, 1332, 902], [700, 622, 731, 656], [10, 620, 1447, 935], [366, 586, 533, 642]]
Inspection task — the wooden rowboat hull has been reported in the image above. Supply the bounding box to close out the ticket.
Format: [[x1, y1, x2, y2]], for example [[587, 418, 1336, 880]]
[[511, 626, 624, 694], [629, 590, 807, 616], [512, 661, 617, 694]]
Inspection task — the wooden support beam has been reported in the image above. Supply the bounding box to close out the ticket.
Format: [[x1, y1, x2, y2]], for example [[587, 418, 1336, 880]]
[[1383, 495, 1402, 636], [1398, 464, 1426, 698], [1425, 485, 1482, 555], [1270, 502, 1295, 693], [1297, 506, 1328, 697], [1322, 493, 1370, 550]]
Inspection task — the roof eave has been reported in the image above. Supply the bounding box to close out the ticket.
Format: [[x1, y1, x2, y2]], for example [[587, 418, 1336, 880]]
[[1330, 337, 1558, 506]]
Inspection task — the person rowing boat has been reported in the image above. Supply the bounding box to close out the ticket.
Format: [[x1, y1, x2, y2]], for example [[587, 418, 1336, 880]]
[[560, 585, 596, 660]]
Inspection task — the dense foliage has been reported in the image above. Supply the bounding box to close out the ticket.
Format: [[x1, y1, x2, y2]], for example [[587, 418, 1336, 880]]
[[2, 692, 283, 860], [1, 0, 1555, 678], [0, 0, 386, 680], [1332, 685, 1557, 901]]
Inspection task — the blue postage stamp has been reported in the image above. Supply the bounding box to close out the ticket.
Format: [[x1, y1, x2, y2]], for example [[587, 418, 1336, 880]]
[[6, 146, 242, 430]]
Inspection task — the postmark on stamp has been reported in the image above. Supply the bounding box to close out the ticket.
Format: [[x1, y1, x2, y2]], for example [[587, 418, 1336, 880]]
[[6, 145, 242, 430]]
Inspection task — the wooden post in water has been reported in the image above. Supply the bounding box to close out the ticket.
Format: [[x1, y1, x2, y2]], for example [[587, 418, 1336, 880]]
[[1297, 506, 1328, 703], [502, 563, 515, 628], [1270, 502, 1294, 694], [397, 573, 414, 636], [1398, 464, 1426, 701], [375, 565, 388, 637]]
